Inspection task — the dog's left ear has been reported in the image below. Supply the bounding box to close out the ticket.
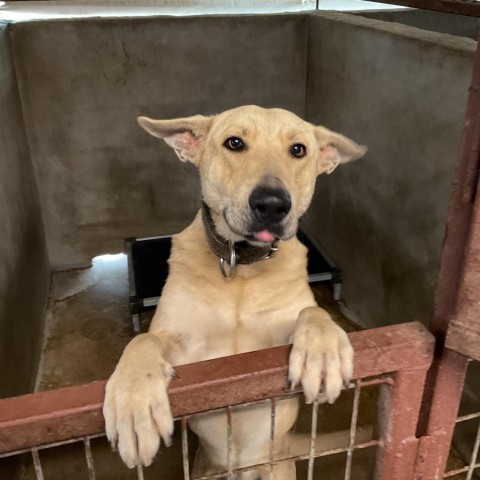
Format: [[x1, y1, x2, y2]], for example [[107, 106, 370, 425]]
[[315, 126, 367, 175], [137, 115, 214, 166]]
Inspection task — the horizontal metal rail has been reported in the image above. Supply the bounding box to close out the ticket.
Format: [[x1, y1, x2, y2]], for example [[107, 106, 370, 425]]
[[0, 322, 433, 458]]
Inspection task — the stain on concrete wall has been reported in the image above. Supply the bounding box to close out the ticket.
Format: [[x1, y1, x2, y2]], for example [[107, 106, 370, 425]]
[[10, 15, 308, 268], [304, 12, 475, 328], [0, 22, 49, 398]]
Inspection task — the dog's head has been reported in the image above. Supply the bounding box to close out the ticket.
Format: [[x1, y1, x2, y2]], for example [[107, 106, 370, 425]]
[[138, 105, 366, 244]]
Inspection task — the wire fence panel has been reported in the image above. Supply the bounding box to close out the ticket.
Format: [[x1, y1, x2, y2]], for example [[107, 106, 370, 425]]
[[439, 360, 480, 480], [0, 322, 433, 479]]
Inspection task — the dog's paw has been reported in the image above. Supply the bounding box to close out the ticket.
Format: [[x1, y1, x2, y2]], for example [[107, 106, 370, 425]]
[[289, 306, 353, 404], [103, 333, 175, 468]]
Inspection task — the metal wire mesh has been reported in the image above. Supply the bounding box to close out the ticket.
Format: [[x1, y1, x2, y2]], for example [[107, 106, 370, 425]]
[[0, 378, 388, 480], [0, 322, 434, 480], [443, 361, 480, 479]]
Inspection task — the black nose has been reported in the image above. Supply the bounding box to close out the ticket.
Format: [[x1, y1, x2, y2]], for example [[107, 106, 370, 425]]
[[249, 187, 292, 225]]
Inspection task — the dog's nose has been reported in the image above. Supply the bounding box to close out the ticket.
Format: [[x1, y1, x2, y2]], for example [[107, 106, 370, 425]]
[[249, 187, 292, 224]]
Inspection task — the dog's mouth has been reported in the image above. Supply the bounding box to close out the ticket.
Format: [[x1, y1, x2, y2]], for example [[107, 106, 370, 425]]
[[223, 209, 295, 244]]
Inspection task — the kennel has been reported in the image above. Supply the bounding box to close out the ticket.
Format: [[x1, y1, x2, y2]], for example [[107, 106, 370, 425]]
[[0, 2, 479, 479]]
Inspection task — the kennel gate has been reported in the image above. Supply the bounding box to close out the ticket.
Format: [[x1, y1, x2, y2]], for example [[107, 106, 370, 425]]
[[0, 322, 434, 480]]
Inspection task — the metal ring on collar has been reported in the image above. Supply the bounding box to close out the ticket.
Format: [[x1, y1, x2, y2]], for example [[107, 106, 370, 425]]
[[219, 241, 237, 280], [264, 241, 279, 260]]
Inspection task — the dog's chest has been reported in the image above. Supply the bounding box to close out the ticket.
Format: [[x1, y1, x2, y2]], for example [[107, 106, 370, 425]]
[[168, 271, 314, 364], [157, 233, 315, 364]]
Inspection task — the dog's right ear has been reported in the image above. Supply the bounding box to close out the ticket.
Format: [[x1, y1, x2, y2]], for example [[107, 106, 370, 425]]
[[137, 115, 214, 166]]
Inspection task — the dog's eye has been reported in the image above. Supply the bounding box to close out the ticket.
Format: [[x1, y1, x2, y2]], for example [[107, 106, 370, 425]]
[[224, 137, 244, 152], [290, 144, 307, 158]]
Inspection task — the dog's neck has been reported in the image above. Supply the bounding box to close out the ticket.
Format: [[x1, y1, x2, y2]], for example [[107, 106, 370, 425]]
[[201, 202, 278, 276]]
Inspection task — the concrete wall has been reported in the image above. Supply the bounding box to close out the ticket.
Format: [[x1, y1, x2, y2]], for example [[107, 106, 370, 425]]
[[305, 12, 475, 328], [10, 15, 308, 268], [2, 12, 475, 333], [359, 9, 480, 40], [0, 22, 49, 398]]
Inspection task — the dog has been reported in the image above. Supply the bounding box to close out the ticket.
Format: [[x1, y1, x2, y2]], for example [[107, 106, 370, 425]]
[[103, 105, 366, 479]]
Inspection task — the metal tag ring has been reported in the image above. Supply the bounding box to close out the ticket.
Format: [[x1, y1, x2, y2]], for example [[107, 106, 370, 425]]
[[219, 241, 237, 280]]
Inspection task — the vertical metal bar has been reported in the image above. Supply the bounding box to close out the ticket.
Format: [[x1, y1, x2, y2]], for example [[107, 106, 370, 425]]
[[416, 351, 469, 479], [31, 448, 45, 480], [307, 399, 319, 480], [83, 437, 96, 480], [269, 398, 276, 480], [444, 29, 480, 361], [136, 464, 144, 480], [466, 419, 480, 480], [344, 380, 362, 480], [375, 369, 427, 480], [182, 416, 191, 480], [226, 406, 234, 480], [415, 30, 480, 480]]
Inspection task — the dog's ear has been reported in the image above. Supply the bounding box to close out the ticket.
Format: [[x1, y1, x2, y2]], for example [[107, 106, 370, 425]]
[[314, 126, 367, 175], [137, 115, 214, 166]]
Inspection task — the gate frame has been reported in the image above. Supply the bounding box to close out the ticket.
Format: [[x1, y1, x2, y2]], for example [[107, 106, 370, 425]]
[[0, 322, 434, 479], [412, 29, 480, 480]]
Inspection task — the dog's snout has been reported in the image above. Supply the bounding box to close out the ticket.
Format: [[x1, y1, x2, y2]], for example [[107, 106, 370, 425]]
[[249, 187, 292, 225]]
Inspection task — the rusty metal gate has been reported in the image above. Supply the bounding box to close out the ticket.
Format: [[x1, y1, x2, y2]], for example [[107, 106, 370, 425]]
[[0, 323, 433, 479], [410, 19, 480, 480]]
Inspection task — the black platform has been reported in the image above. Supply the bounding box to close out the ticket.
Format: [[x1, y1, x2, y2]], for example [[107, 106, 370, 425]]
[[126, 231, 342, 331]]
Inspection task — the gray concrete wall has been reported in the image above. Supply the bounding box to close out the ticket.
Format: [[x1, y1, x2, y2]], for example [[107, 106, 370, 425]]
[[305, 11, 475, 328], [10, 15, 308, 268], [3, 12, 475, 332], [358, 9, 480, 40], [0, 22, 50, 398]]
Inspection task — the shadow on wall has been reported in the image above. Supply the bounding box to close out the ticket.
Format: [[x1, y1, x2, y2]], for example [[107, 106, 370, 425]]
[[0, 22, 49, 401]]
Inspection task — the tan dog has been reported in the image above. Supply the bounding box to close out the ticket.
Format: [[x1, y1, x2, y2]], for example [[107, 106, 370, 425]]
[[103, 105, 366, 479]]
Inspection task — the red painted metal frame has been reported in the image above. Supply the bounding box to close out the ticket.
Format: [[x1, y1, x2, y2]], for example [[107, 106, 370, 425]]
[[0, 321, 433, 475], [376, 368, 432, 480], [413, 33, 480, 480], [445, 43, 480, 360]]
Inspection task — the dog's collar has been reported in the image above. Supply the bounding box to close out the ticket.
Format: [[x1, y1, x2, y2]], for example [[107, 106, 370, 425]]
[[201, 202, 279, 280]]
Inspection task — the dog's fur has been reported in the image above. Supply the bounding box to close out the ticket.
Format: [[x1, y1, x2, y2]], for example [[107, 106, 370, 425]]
[[103, 105, 366, 479]]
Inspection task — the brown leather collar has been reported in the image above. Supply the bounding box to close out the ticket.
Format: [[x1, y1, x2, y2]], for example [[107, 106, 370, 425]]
[[201, 202, 278, 270]]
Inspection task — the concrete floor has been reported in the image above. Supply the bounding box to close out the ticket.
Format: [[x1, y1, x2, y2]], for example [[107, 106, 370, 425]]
[[35, 254, 133, 391], [11, 255, 472, 479]]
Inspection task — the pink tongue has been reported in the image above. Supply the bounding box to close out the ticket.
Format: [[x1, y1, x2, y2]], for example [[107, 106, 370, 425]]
[[253, 230, 276, 243]]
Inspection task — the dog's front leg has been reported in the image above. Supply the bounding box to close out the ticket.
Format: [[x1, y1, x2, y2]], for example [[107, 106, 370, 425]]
[[289, 307, 353, 404], [103, 332, 176, 468]]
